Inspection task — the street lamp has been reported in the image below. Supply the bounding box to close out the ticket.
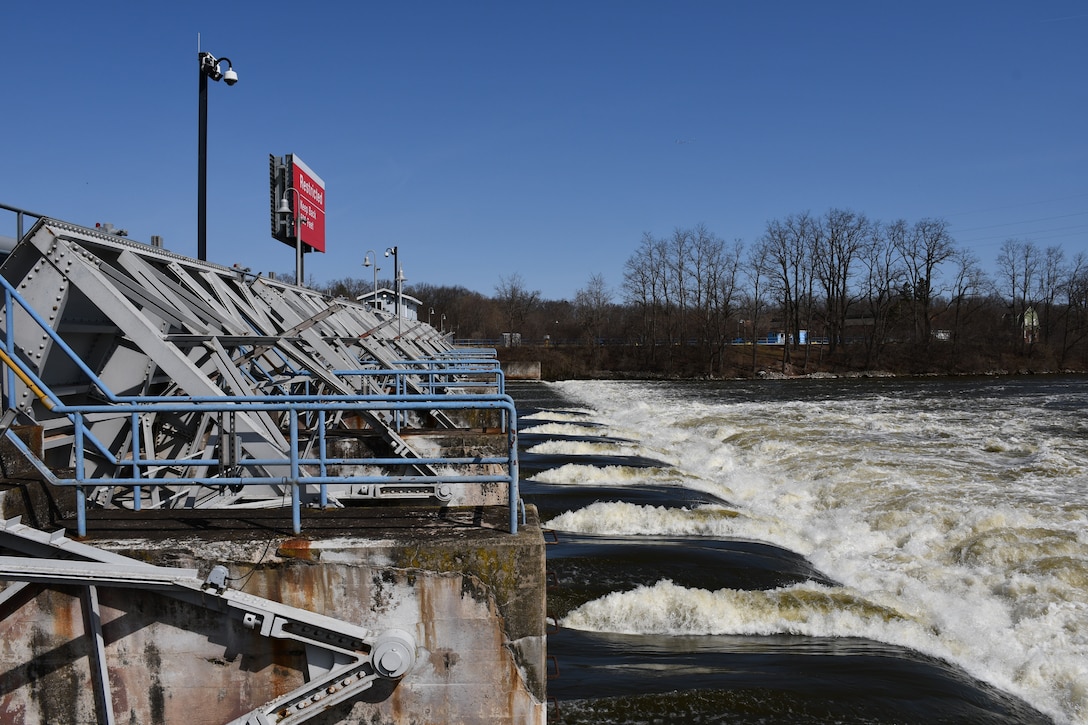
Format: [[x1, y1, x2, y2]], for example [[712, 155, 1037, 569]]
[[275, 189, 309, 285], [384, 246, 399, 317], [197, 50, 238, 262], [362, 250, 380, 310], [384, 246, 408, 335]]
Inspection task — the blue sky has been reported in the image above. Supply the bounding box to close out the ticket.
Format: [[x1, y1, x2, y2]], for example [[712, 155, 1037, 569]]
[[3, 1, 1085, 300]]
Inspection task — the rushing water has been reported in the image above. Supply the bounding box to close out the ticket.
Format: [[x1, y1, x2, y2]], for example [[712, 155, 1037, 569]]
[[510, 376, 1088, 724]]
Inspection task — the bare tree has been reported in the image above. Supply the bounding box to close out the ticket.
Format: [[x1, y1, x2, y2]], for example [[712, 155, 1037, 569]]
[[944, 248, 990, 365], [1036, 245, 1068, 345], [858, 222, 905, 368], [760, 211, 816, 370], [710, 239, 744, 374], [745, 240, 773, 374], [494, 273, 540, 335], [665, 228, 693, 345], [574, 273, 612, 346], [689, 229, 741, 374], [622, 232, 669, 363], [814, 209, 870, 354], [323, 276, 371, 300], [1057, 252, 1088, 367], [892, 217, 956, 346], [996, 239, 1040, 350]]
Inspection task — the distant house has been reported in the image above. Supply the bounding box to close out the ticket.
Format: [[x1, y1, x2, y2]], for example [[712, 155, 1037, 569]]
[[1023, 306, 1039, 344], [357, 287, 421, 320]]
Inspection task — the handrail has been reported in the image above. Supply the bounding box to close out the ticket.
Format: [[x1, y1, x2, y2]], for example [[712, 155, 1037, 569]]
[[439, 348, 498, 358], [330, 363, 505, 396], [391, 357, 505, 395], [48, 395, 520, 537], [1, 386, 520, 537]]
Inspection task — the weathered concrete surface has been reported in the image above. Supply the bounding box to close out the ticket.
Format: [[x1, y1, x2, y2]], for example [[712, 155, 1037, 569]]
[[0, 485, 547, 724], [502, 362, 541, 381]]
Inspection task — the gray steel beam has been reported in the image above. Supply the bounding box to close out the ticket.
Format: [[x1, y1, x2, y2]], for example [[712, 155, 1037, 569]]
[[1, 219, 484, 518]]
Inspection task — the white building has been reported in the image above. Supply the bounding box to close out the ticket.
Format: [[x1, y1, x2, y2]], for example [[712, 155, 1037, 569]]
[[357, 287, 421, 320]]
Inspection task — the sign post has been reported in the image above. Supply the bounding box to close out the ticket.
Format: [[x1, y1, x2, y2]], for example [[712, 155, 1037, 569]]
[[270, 154, 326, 284]]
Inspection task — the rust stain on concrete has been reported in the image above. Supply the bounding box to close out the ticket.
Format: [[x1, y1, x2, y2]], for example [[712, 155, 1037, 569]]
[[277, 537, 317, 561]]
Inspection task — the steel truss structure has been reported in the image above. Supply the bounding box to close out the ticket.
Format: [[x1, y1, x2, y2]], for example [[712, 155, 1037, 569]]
[[0, 218, 520, 534]]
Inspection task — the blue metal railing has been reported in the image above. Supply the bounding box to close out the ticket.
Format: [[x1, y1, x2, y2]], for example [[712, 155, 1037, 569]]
[[388, 357, 505, 394], [329, 362, 504, 396], [1, 275, 522, 537], [56, 395, 519, 537], [304, 363, 505, 431], [3, 394, 520, 537]]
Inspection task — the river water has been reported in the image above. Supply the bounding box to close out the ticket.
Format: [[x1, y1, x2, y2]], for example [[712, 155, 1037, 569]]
[[509, 376, 1088, 725]]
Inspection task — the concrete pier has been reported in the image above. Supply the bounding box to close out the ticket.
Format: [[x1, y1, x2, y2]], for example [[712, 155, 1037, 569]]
[[0, 478, 547, 723]]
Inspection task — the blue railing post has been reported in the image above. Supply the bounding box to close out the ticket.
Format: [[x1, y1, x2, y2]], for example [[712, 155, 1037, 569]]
[[290, 410, 301, 534], [507, 403, 519, 534], [130, 412, 142, 511], [318, 410, 328, 509], [292, 482, 301, 535], [74, 412, 87, 537], [4, 288, 14, 411]]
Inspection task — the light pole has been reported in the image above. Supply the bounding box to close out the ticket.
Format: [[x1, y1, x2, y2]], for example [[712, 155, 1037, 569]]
[[384, 246, 399, 317], [394, 266, 407, 336], [428, 307, 434, 327], [384, 246, 406, 335], [197, 50, 237, 262], [362, 250, 380, 310], [275, 189, 309, 285]]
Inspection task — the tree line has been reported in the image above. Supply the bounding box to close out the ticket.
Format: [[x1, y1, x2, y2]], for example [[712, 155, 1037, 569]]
[[320, 209, 1088, 377]]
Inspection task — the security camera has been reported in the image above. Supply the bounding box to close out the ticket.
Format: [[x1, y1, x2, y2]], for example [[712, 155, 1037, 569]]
[[223, 68, 238, 85]]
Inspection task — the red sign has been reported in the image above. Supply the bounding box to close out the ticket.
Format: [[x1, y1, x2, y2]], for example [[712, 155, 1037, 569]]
[[289, 155, 326, 253]]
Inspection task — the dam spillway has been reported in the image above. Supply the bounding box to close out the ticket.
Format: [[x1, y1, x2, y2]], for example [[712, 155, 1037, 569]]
[[0, 216, 546, 723]]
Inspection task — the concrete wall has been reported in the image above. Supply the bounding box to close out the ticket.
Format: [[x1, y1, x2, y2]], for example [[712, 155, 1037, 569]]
[[502, 361, 541, 381], [0, 477, 547, 724]]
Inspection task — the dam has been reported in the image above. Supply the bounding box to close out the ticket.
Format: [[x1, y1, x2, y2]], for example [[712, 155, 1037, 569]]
[[0, 211, 546, 723]]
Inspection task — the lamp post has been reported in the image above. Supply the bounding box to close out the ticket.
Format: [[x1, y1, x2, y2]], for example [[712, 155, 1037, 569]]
[[275, 189, 309, 285], [362, 250, 379, 310], [197, 50, 237, 262], [384, 246, 406, 335], [395, 266, 407, 336], [383, 246, 399, 317]]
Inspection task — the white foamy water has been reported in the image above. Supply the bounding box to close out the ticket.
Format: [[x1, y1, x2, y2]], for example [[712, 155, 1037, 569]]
[[526, 439, 641, 457], [546, 378, 1088, 725], [520, 421, 608, 437]]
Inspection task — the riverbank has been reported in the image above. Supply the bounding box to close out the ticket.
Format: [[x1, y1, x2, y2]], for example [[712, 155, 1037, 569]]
[[497, 343, 1088, 381]]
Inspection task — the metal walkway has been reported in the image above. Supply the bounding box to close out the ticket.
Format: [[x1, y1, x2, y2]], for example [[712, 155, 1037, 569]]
[[0, 216, 520, 534]]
